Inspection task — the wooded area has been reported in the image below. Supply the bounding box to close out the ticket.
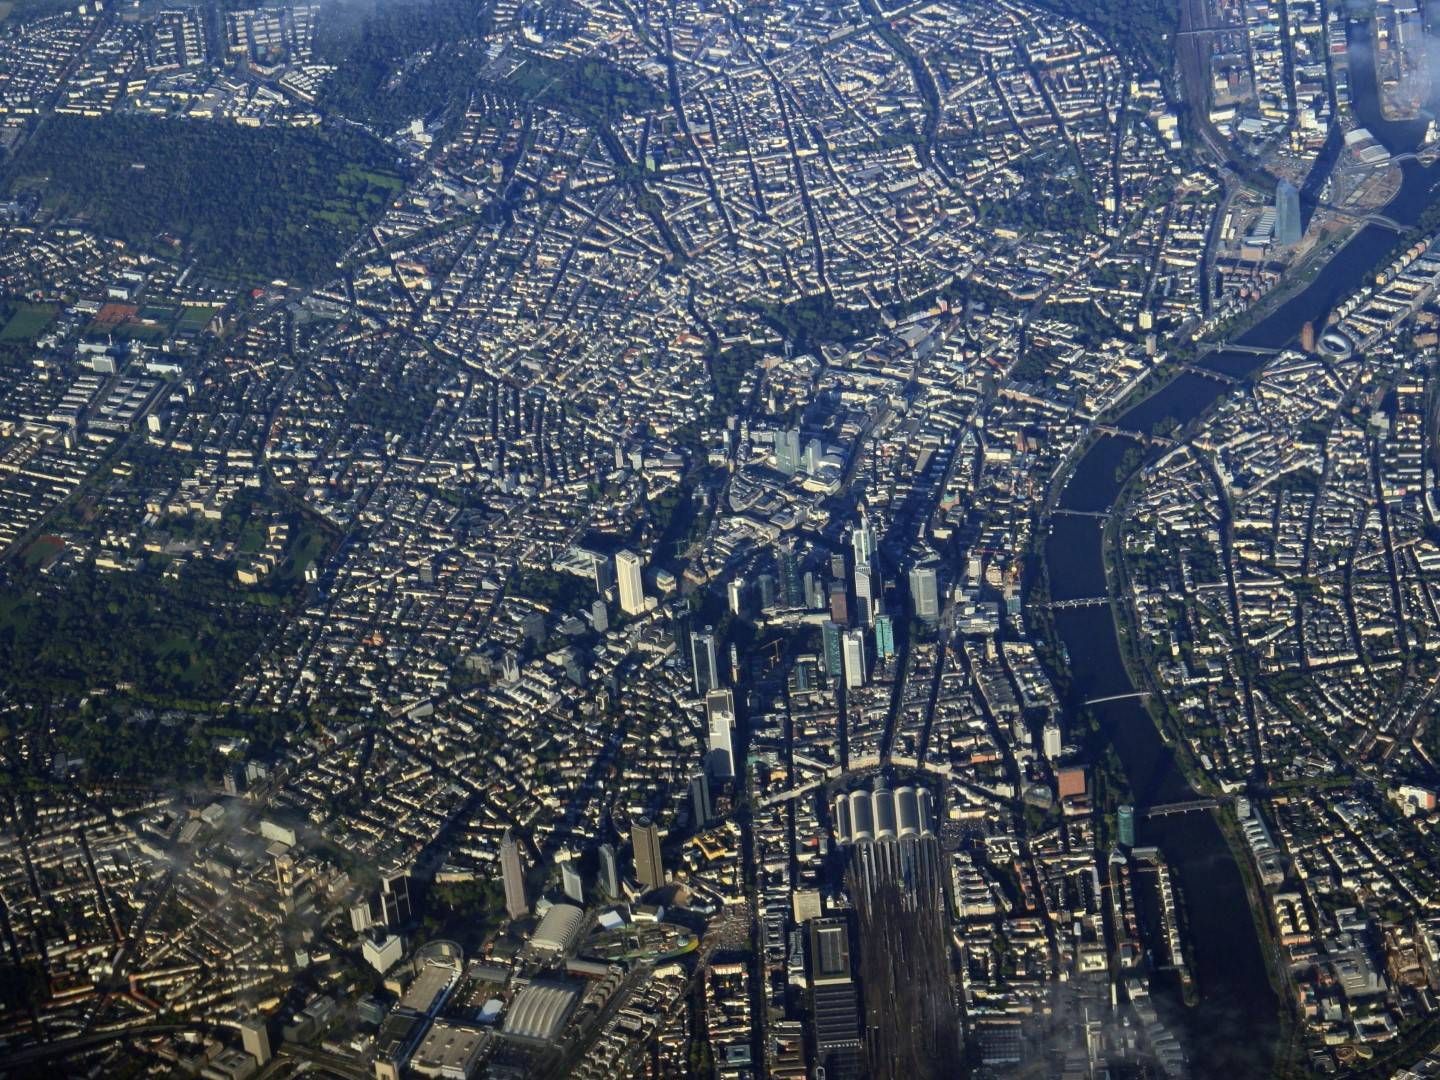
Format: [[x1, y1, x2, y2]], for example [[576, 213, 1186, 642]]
[[4, 114, 406, 285]]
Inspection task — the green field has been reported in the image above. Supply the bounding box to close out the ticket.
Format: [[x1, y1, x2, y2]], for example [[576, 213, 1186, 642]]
[[175, 304, 222, 335], [0, 301, 57, 342]]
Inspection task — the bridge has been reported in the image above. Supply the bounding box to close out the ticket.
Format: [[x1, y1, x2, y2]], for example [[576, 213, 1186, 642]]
[[1038, 596, 1111, 611], [1051, 507, 1108, 519], [1141, 798, 1221, 819], [1092, 424, 1178, 447], [1180, 368, 1238, 388], [1201, 342, 1273, 358], [1082, 691, 1151, 706]]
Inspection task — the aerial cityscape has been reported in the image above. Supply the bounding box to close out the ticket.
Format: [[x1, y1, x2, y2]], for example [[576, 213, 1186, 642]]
[[7, 0, 1440, 1076]]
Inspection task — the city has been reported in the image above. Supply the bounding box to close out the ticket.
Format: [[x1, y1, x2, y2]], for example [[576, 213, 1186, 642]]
[[3, 0, 1440, 1077]]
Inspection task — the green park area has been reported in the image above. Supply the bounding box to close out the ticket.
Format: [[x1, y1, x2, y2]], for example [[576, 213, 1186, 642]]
[[3, 115, 407, 286]]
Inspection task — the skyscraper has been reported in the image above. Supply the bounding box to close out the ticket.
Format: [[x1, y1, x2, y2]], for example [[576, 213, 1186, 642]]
[[909, 563, 940, 624], [500, 829, 527, 921], [560, 853, 584, 905], [873, 613, 895, 662], [598, 842, 620, 899], [632, 817, 664, 891], [615, 549, 645, 615], [1117, 804, 1136, 849], [809, 917, 862, 1080], [821, 620, 844, 684], [842, 629, 867, 689], [241, 1016, 272, 1066], [728, 577, 746, 617], [853, 564, 874, 627], [379, 868, 412, 928], [689, 768, 713, 829], [775, 427, 801, 475], [851, 513, 876, 570], [778, 543, 803, 608], [706, 688, 736, 779], [691, 627, 720, 695], [1275, 178, 1302, 247]]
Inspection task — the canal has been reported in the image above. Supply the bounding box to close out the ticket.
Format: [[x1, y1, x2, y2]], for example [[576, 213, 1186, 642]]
[[1042, 18, 1440, 1075]]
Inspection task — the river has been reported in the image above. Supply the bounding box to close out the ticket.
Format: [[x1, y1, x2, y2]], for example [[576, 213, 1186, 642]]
[[1042, 18, 1440, 1076]]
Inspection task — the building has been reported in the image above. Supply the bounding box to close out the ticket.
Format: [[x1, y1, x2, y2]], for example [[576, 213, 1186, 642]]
[[363, 932, 404, 974], [409, 1021, 490, 1079], [832, 782, 935, 845], [873, 613, 895, 663], [632, 817, 665, 891], [809, 917, 862, 1080], [239, 1016, 271, 1066], [530, 903, 585, 956], [689, 768, 713, 828], [1117, 804, 1136, 848], [853, 564, 874, 626], [502, 981, 579, 1044], [706, 688, 736, 780], [821, 621, 844, 683], [500, 830, 528, 921], [909, 564, 940, 624], [1057, 767, 1087, 800], [851, 513, 876, 569], [691, 628, 720, 695], [560, 854, 584, 905], [775, 427, 801, 474], [1042, 721, 1062, 760], [727, 577, 746, 617], [615, 549, 645, 615], [842, 628, 867, 689], [598, 843, 620, 900], [1275, 178, 1302, 246]]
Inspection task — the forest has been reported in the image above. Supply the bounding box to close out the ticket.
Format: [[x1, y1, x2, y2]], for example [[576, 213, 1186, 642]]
[[315, 0, 495, 132], [1031, 0, 1178, 75], [3, 115, 406, 285]]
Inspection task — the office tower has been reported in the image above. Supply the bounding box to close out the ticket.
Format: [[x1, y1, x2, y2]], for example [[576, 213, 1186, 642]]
[[560, 854, 584, 905], [691, 627, 720, 695], [591, 598, 609, 633], [615, 549, 645, 615], [775, 427, 801, 475], [690, 768, 713, 828], [830, 551, 847, 580], [851, 512, 876, 569], [706, 688, 736, 779], [1117, 804, 1136, 849], [778, 544, 803, 608], [821, 621, 844, 684], [873, 613, 895, 662], [804, 437, 823, 475], [598, 842, 620, 899], [809, 918, 862, 1080], [805, 570, 823, 610], [842, 629, 867, 689], [1275, 178, 1302, 246], [500, 829, 528, 921], [591, 551, 614, 593], [728, 577, 746, 617], [241, 1016, 272, 1066], [632, 817, 664, 891], [379, 869, 412, 928], [757, 573, 777, 609], [828, 583, 849, 626], [909, 564, 940, 624], [1042, 721, 1062, 760], [853, 564, 874, 627]]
